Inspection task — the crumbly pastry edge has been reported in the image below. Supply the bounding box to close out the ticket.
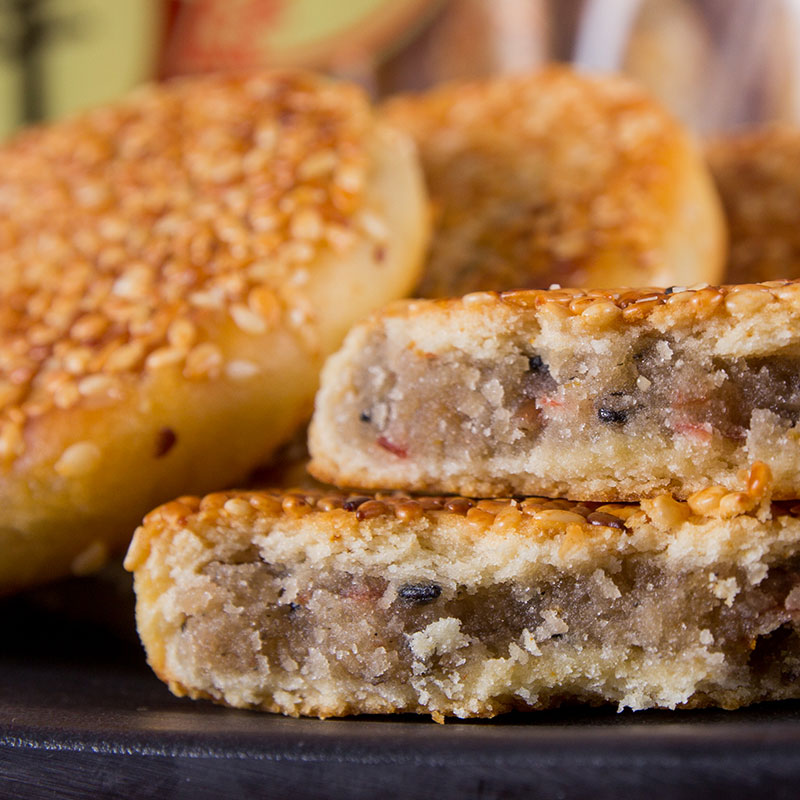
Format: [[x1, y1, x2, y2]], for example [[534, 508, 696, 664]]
[[306, 279, 800, 499]]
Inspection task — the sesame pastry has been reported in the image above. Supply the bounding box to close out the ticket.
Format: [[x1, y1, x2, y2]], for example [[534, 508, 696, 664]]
[[0, 70, 429, 594], [381, 66, 726, 297], [309, 281, 800, 501], [708, 125, 800, 284], [125, 464, 800, 719]]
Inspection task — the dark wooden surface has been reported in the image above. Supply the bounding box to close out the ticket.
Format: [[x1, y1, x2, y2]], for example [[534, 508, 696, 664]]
[[3, 574, 800, 799]]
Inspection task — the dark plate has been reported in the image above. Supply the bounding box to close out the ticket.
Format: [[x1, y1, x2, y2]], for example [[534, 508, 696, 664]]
[[3, 573, 800, 800]]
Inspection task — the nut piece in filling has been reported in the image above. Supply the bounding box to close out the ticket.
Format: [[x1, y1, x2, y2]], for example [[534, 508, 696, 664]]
[[125, 473, 800, 719], [309, 281, 800, 501], [382, 66, 726, 297], [0, 70, 429, 594]]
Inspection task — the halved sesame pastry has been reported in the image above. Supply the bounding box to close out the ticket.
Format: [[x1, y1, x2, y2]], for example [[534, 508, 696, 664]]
[[309, 281, 800, 501], [0, 70, 429, 594], [381, 66, 726, 297], [125, 465, 800, 719], [708, 125, 800, 284]]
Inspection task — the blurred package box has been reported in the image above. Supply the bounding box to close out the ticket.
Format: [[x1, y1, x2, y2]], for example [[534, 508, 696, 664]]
[[2, 0, 800, 137]]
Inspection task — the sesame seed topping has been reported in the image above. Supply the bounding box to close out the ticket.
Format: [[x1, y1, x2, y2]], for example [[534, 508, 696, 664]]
[[54, 441, 101, 477], [161, 484, 793, 533], [0, 71, 372, 461], [225, 360, 261, 381]]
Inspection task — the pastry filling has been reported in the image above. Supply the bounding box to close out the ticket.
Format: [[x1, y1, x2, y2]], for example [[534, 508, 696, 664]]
[[347, 335, 800, 461], [176, 555, 800, 703]]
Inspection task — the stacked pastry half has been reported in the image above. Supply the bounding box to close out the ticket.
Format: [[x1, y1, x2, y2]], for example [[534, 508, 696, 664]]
[[127, 281, 800, 719]]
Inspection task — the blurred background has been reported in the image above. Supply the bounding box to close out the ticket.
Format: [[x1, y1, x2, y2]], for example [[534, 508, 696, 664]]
[[1, 0, 799, 139]]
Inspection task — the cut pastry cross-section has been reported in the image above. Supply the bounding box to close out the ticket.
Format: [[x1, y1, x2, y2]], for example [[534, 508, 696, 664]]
[[125, 468, 800, 719], [310, 281, 800, 500]]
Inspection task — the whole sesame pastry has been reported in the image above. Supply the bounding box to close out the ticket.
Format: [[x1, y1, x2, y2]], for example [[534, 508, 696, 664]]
[[309, 280, 800, 501], [381, 66, 726, 297], [708, 125, 800, 284], [125, 464, 800, 719], [0, 70, 429, 594]]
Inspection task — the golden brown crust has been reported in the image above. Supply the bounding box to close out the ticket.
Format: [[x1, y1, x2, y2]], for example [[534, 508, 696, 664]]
[[375, 279, 800, 326], [126, 463, 775, 573], [708, 125, 800, 284], [0, 70, 429, 594], [382, 65, 726, 296]]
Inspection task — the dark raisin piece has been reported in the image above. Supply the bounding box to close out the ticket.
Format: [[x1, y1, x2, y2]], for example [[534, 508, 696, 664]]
[[154, 426, 177, 458], [359, 410, 372, 423], [597, 407, 628, 424], [398, 582, 442, 605], [528, 355, 545, 372], [288, 602, 301, 612]]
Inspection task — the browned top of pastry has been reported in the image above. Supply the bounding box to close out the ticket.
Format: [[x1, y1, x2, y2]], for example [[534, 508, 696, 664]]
[[382, 65, 721, 295], [0, 70, 381, 463], [708, 125, 800, 284], [128, 463, 781, 572], [372, 279, 800, 332]]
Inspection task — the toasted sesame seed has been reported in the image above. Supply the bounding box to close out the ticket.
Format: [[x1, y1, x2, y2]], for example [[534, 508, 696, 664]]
[[282, 494, 312, 518], [444, 497, 474, 515], [77, 374, 120, 399], [225, 360, 261, 381], [70, 540, 109, 576], [166, 319, 197, 351], [0, 71, 375, 461], [394, 500, 423, 521], [53, 380, 80, 409], [357, 209, 388, 241], [298, 149, 338, 180], [230, 303, 268, 335], [54, 441, 101, 477], [355, 499, 389, 520], [184, 342, 223, 380], [104, 340, 146, 373], [290, 208, 324, 241], [145, 346, 186, 371], [223, 497, 254, 518], [248, 286, 281, 323], [0, 419, 24, 460], [317, 495, 344, 512], [70, 313, 109, 342], [248, 494, 283, 515]]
